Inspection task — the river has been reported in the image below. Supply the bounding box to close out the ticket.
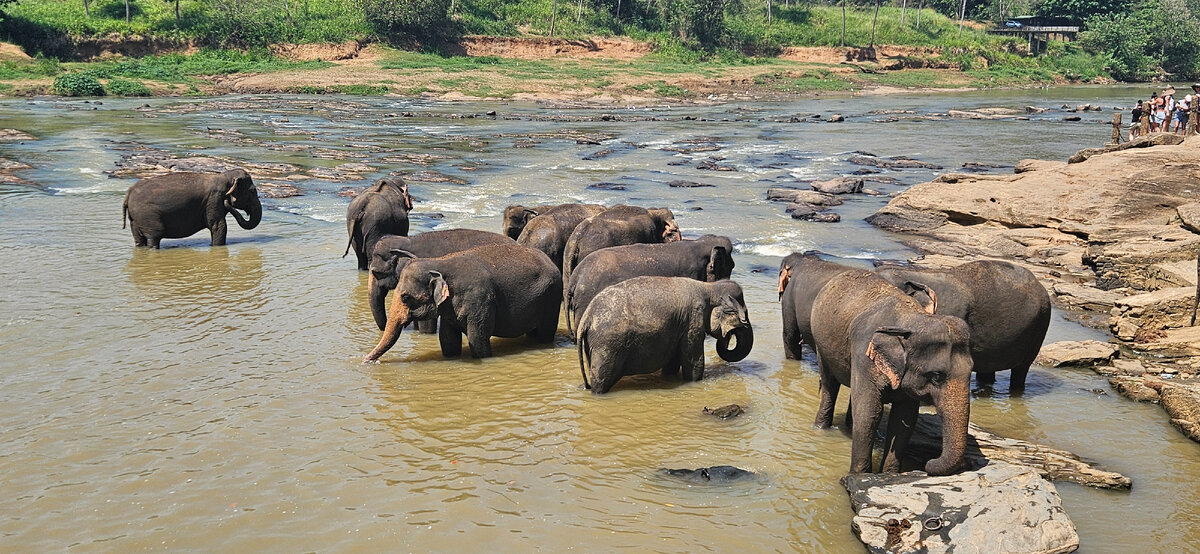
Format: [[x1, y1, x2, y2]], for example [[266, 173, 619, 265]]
[[1, 87, 1197, 551]]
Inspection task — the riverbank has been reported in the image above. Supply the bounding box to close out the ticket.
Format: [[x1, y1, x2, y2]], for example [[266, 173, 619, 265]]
[[0, 37, 1096, 102], [870, 132, 1200, 443]]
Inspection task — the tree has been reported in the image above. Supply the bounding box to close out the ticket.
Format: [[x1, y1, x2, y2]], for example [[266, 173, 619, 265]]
[[358, 0, 455, 41], [125, 0, 132, 23], [1036, 0, 1132, 24], [870, 0, 881, 47], [660, 0, 731, 47], [841, 0, 846, 46]]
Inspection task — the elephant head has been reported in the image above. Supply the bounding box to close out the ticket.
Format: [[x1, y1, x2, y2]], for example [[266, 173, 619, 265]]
[[367, 248, 420, 331], [706, 245, 735, 282], [364, 261, 447, 362], [648, 208, 682, 243], [221, 169, 262, 230], [865, 317, 972, 476], [502, 205, 541, 240], [710, 293, 754, 362]]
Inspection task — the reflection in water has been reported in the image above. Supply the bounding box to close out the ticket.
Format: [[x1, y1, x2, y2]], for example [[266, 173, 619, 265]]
[[1, 93, 1198, 551]]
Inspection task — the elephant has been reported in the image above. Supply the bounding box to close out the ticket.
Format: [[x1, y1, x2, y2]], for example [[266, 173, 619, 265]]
[[810, 269, 973, 476], [565, 235, 735, 336], [363, 243, 562, 361], [875, 260, 1051, 390], [122, 168, 262, 248], [344, 178, 415, 270], [561, 205, 681, 297], [501, 204, 556, 240], [576, 277, 753, 394], [778, 251, 859, 360], [368, 229, 516, 332], [516, 203, 606, 270]]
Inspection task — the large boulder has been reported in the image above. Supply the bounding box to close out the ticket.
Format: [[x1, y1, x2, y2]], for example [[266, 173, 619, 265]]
[[842, 462, 1080, 554], [1036, 340, 1119, 367], [1109, 286, 1195, 341], [810, 177, 864, 194], [766, 188, 843, 206]]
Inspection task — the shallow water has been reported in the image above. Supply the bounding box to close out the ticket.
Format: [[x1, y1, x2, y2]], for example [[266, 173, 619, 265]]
[[1, 87, 1198, 551]]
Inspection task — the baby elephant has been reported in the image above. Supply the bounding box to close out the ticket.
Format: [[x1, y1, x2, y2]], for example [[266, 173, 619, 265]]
[[345, 178, 415, 270], [123, 168, 262, 248], [576, 277, 754, 394]]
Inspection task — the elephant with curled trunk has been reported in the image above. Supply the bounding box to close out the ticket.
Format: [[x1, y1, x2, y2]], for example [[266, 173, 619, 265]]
[[576, 277, 753, 394], [122, 168, 262, 248], [368, 229, 515, 333], [561, 205, 681, 299], [876, 260, 1050, 391], [363, 243, 562, 361], [811, 269, 973, 476], [345, 178, 415, 270], [517, 203, 606, 270], [565, 235, 735, 337], [501, 204, 556, 240], [778, 251, 859, 360]]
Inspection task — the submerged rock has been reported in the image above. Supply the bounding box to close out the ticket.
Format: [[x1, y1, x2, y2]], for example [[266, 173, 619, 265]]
[[703, 404, 744, 419], [660, 465, 756, 483], [842, 462, 1080, 554], [766, 188, 843, 206], [668, 180, 715, 188], [810, 177, 864, 194]]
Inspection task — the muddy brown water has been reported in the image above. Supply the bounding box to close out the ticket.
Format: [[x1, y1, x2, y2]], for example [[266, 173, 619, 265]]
[[2, 88, 1198, 550]]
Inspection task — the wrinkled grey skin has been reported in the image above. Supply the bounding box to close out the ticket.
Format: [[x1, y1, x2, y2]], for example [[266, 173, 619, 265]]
[[561, 205, 682, 304], [364, 244, 562, 361], [517, 203, 606, 270], [368, 229, 516, 332], [123, 168, 262, 248], [876, 260, 1051, 391], [778, 251, 859, 360], [576, 277, 753, 394], [501, 204, 556, 240], [565, 235, 735, 337], [344, 178, 415, 270], [811, 270, 973, 477]]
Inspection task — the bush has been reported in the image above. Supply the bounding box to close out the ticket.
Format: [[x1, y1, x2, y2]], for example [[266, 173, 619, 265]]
[[105, 77, 152, 96], [358, 0, 457, 41], [52, 73, 104, 96]]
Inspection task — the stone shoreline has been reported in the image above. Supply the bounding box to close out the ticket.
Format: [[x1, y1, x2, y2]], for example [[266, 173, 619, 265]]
[[868, 131, 1200, 443]]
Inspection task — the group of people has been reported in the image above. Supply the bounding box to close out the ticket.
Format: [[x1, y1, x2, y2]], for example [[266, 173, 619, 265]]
[[1130, 83, 1199, 139]]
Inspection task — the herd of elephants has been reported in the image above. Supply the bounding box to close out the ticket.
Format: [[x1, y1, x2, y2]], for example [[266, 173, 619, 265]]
[[120, 168, 1052, 477]]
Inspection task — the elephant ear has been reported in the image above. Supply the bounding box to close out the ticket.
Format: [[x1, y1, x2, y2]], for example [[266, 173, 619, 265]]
[[429, 270, 451, 307], [707, 246, 731, 281], [902, 280, 938, 314], [399, 181, 414, 211], [866, 327, 911, 389], [777, 264, 791, 301]]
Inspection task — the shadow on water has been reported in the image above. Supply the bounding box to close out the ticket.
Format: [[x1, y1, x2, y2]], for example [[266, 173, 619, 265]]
[[124, 246, 265, 314]]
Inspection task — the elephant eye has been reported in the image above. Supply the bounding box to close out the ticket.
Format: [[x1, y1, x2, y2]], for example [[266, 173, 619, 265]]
[[927, 371, 947, 385], [400, 292, 415, 304]]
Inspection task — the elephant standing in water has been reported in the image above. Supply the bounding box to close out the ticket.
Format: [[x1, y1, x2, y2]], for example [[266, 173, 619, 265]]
[[561, 205, 681, 296], [368, 229, 515, 332], [778, 251, 859, 360], [565, 235, 735, 336], [363, 243, 562, 361], [876, 260, 1051, 391], [501, 204, 556, 240], [517, 203, 606, 270], [576, 277, 753, 394], [345, 178, 415, 270], [123, 168, 262, 248], [811, 269, 973, 476]]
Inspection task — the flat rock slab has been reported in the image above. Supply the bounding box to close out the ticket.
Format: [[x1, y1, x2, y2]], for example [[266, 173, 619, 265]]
[[766, 188, 843, 206], [842, 462, 1079, 554], [1035, 340, 1118, 367], [810, 177, 864, 194]]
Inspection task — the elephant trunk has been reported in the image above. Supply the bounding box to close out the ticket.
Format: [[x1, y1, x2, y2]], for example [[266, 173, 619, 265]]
[[716, 325, 754, 362], [364, 298, 410, 362], [227, 196, 262, 230], [369, 273, 388, 331], [925, 381, 971, 476]]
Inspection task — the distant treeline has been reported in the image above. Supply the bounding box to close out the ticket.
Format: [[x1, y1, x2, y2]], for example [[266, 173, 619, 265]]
[[0, 0, 1195, 79]]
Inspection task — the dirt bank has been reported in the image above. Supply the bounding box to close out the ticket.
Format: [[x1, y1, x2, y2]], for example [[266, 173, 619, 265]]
[[869, 132, 1200, 442]]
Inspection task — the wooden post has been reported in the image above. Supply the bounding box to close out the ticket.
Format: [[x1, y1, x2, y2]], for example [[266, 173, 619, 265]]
[[1191, 100, 1199, 136], [1141, 109, 1150, 136], [1110, 113, 1121, 145]]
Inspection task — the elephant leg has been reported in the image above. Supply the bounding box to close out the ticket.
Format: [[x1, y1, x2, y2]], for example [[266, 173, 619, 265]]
[[881, 398, 919, 473], [148, 235, 162, 249], [532, 303, 559, 343], [356, 250, 369, 272], [590, 350, 623, 394], [814, 362, 841, 429], [438, 320, 463, 357], [662, 352, 681, 377], [210, 219, 228, 247], [781, 300, 804, 360], [975, 370, 996, 387], [680, 332, 706, 382], [132, 226, 147, 247], [417, 318, 438, 334], [1009, 366, 1029, 392], [465, 320, 493, 358], [844, 394, 853, 428], [849, 388, 884, 474]]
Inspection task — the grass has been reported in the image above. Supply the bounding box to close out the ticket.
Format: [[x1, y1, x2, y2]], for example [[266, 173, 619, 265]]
[[291, 84, 390, 94]]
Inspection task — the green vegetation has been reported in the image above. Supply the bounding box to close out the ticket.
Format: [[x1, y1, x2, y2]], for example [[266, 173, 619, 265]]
[[104, 77, 151, 95], [52, 72, 104, 95], [291, 84, 390, 94], [78, 49, 329, 82]]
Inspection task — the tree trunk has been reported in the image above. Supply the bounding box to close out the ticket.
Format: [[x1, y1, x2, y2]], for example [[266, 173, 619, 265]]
[[957, 0, 967, 38], [841, 0, 847, 47], [125, 0, 131, 23], [900, 0, 907, 27], [174, 0, 180, 25], [83, 0, 91, 18], [551, 0, 558, 36], [870, 0, 880, 48], [767, 0, 772, 24], [576, 0, 584, 24], [283, 0, 295, 26], [616, 0, 622, 22], [916, 0, 923, 30]]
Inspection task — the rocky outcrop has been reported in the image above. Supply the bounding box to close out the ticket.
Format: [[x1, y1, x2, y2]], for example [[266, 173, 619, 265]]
[[1068, 132, 1184, 163], [842, 462, 1080, 554], [1110, 287, 1195, 341], [1035, 340, 1119, 367], [810, 177, 863, 194], [766, 188, 842, 206]]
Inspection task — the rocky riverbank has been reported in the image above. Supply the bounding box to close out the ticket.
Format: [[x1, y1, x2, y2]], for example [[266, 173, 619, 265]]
[[868, 131, 1200, 443]]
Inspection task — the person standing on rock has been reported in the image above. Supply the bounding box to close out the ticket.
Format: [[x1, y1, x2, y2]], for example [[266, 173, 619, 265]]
[[1175, 94, 1191, 134], [1131, 100, 1144, 140], [1149, 92, 1162, 133]]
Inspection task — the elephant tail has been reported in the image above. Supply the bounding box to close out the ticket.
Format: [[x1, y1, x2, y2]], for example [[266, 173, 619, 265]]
[[564, 289, 575, 338], [343, 215, 359, 259], [122, 196, 128, 229], [577, 327, 592, 390]]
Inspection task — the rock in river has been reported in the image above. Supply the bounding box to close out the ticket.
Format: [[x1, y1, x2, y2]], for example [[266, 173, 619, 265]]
[[1035, 340, 1119, 367], [842, 462, 1080, 554], [660, 466, 757, 484], [810, 177, 864, 195]]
